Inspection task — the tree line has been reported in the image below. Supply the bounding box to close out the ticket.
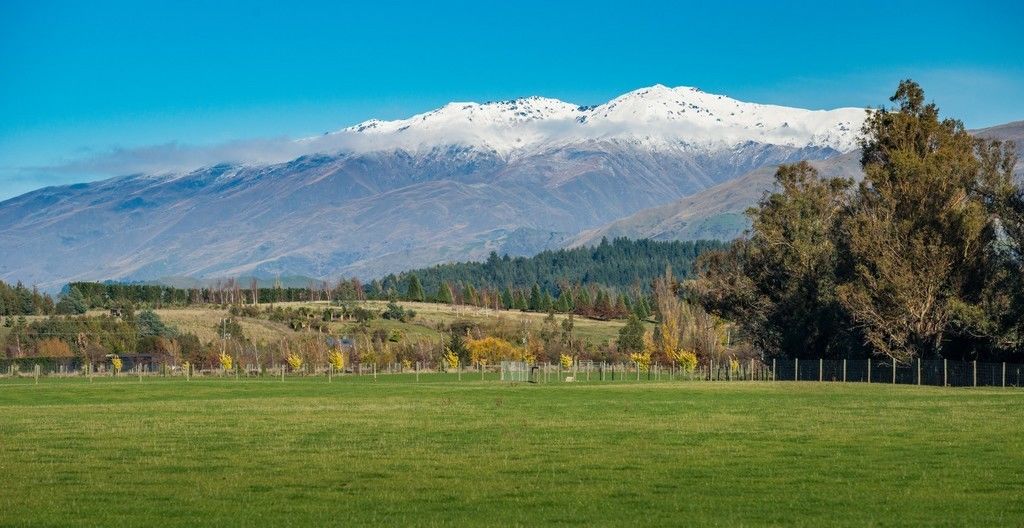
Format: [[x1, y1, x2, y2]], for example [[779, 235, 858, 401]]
[[377, 238, 725, 296]]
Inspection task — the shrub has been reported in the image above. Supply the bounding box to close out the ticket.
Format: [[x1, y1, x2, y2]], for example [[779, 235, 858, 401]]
[[628, 351, 651, 372], [675, 350, 698, 373]]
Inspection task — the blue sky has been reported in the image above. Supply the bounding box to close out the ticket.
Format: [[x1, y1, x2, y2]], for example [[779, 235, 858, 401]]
[[1, 0, 1022, 199]]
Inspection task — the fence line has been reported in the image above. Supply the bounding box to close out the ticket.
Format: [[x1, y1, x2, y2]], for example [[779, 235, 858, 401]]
[[1, 357, 1021, 388]]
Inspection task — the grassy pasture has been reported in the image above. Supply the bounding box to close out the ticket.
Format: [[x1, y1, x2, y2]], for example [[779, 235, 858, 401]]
[[1, 377, 1022, 526], [121, 301, 630, 345]]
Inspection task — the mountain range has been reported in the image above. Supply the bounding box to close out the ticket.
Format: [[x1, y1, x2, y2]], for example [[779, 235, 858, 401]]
[[2, 85, 1015, 290]]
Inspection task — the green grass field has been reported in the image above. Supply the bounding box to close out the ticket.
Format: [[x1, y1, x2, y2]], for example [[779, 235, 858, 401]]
[[1, 377, 1022, 526]]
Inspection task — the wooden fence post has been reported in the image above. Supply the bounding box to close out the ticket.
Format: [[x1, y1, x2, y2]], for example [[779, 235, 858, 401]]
[[943, 359, 947, 387], [842, 359, 847, 382], [867, 358, 872, 384], [892, 360, 896, 385], [819, 358, 823, 382], [917, 358, 921, 386], [772, 358, 776, 381], [973, 360, 977, 387], [1003, 362, 1007, 388], [795, 358, 799, 382]]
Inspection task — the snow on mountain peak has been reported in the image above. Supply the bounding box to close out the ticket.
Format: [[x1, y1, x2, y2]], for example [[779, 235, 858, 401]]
[[334, 85, 866, 154]]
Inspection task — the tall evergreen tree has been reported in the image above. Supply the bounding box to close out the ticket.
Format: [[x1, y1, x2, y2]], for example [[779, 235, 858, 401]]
[[528, 283, 543, 311], [514, 289, 528, 311], [406, 275, 425, 302], [436, 283, 454, 304]]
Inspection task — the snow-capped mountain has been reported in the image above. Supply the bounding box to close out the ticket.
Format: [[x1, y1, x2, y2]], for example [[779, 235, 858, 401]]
[[335, 84, 864, 155], [0, 85, 869, 289]]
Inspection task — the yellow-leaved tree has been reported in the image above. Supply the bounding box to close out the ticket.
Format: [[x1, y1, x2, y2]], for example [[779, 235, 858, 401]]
[[286, 352, 303, 372], [559, 353, 573, 370], [219, 352, 233, 372], [443, 347, 459, 370], [110, 355, 123, 375], [328, 349, 345, 371]]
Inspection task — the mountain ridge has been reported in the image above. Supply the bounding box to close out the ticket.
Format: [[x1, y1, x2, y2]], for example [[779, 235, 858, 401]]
[[1, 85, 876, 289]]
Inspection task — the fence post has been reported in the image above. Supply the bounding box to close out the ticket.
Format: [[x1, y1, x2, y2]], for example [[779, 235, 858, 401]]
[[795, 358, 798, 382], [943, 359, 947, 387], [867, 358, 872, 384], [1003, 362, 1006, 388], [819, 358, 823, 382], [892, 360, 896, 385], [772, 358, 776, 381], [842, 359, 847, 382], [34, 363, 40, 384], [416, 362, 420, 382], [917, 358, 921, 386], [973, 360, 977, 387]]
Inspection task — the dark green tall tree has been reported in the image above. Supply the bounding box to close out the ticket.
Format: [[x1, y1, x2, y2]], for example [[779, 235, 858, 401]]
[[528, 284, 543, 311], [514, 289, 528, 311], [55, 287, 87, 315], [501, 287, 514, 310], [406, 275, 425, 302], [436, 283, 454, 304]]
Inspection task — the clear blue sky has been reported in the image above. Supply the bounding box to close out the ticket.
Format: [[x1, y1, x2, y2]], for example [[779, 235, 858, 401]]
[[2, 0, 1022, 199]]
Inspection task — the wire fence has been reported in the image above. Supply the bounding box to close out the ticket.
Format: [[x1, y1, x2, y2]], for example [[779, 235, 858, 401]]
[[1, 356, 1022, 388], [768, 358, 1024, 388]]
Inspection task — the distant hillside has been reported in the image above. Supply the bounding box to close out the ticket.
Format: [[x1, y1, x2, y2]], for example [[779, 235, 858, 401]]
[[571, 121, 1024, 246], [379, 237, 727, 295], [571, 151, 862, 246]]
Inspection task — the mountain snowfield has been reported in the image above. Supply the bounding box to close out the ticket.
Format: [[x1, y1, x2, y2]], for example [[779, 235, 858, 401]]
[[335, 84, 864, 155], [1, 84, 874, 289]]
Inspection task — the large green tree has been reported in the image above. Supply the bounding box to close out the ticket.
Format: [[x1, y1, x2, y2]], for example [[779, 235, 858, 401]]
[[837, 80, 1017, 362], [692, 161, 856, 359]]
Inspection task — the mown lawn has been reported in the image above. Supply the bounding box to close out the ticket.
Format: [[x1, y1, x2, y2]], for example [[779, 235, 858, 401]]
[[0, 377, 1022, 526]]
